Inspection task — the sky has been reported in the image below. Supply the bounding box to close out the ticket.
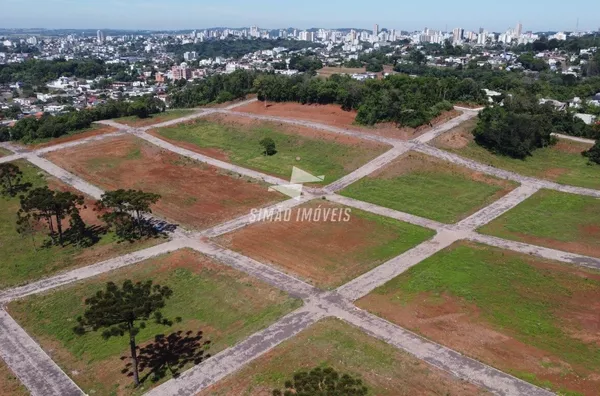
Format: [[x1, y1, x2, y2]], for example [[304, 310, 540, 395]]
[[1, 0, 599, 33]]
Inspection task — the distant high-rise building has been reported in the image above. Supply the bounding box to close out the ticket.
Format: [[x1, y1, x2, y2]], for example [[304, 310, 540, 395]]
[[452, 28, 464, 43], [96, 30, 105, 44], [516, 22, 523, 37], [373, 24, 379, 37]]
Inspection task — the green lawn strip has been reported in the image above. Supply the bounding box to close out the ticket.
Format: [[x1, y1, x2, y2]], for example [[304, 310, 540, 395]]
[[155, 118, 387, 183], [0, 147, 12, 157], [0, 360, 28, 396], [203, 318, 486, 396], [444, 140, 600, 190], [0, 160, 161, 289], [347, 206, 436, 269], [362, 242, 600, 393], [115, 109, 194, 127], [7, 249, 302, 395], [340, 168, 512, 224], [479, 189, 600, 255]]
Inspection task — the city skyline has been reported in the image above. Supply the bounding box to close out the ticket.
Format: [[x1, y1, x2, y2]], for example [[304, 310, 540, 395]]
[[2, 0, 599, 32]]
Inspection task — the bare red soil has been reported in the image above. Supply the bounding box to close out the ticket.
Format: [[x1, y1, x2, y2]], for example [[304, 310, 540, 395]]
[[235, 101, 460, 140], [45, 135, 280, 230], [216, 201, 418, 288]]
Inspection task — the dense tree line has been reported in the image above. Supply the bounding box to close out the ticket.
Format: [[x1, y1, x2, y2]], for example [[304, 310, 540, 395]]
[[517, 53, 549, 72], [166, 38, 322, 60], [394, 63, 600, 101], [168, 69, 257, 107], [289, 54, 323, 74], [0, 96, 165, 143], [254, 72, 485, 127], [0, 59, 135, 86], [513, 34, 600, 54], [473, 94, 598, 159]]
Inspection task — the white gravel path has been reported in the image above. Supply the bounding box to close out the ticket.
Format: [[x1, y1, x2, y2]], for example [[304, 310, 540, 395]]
[[145, 307, 325, 396], [0, 239, 187, 303], [0, 309, 84, 396]]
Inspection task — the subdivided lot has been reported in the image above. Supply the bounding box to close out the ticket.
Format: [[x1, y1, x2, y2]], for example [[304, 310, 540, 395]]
[[317, 65, 395, 79], [357, 242, 600, 396], [114, 109, 195, 128], [151, 113, 390, 183], [234, 100, 461, 140], [0, 160, 161, 290], [27, 124, 119, 150], [215, 201, 434, 288], [7, 249, 301, 396], [201, 318, 486, 396], [44, 135, 281, 230], [0, 360, 27, 396], [480, 189, 600, 258], [434, 118, 600, 190], [340, 151, 518, 224], [0, 147, 12, 157]]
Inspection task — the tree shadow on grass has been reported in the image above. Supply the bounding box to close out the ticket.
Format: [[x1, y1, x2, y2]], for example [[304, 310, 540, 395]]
[[40, 224, 107, 249], [121, 330, 211, 384]]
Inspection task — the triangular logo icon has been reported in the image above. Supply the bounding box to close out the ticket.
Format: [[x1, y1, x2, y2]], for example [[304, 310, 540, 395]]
[[290, 167, 324, 184]]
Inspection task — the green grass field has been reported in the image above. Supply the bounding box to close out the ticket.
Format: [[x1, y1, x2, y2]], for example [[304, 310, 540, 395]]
[[440, 136, 600, 190], [202, 319, 486, 396], [340, 154, 516, 223], [480, 189, 600, 258], [358, 242, 600, 395], [8, 249, 301, 395], [0, 361, 27, 396], [0, 147, 12, 157], [155, 118, 388, 183], [0, 160, 160, 289]]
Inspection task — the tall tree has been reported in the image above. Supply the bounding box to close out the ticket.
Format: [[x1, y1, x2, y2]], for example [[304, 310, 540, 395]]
[[18, 187, 85, 245], [73, 280, 177, 387], [96, 189, 161, 240], [0, 163, 30, 197]]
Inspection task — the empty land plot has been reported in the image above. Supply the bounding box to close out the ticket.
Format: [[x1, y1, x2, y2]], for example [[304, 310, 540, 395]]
[[340, 152, 517, 224], [434, 118, 600, 190], [0, 160, 161, 289], [114, 109, 195, 128], [0, 361, 27, 396], [317, 66, 367, 77], [201, 318, 487, 396], [152, 114, 389, 183], [26, 124, 119, 150], [0, 147, 12, 157], [357, 242, 600, 396], [317, 65, 395, 79], [7, 249, 301, 396], [215, 201, 435, 288], [44, 135, 281, 230], [234, 100, 460, 140], [480, 189, 600, 258]]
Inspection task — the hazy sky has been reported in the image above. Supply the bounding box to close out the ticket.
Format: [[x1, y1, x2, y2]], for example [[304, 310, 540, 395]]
[[2, 0, 599, 32]]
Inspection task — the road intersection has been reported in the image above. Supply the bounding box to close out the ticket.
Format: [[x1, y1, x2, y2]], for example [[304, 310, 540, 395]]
[[0, 99, 598, 396]]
